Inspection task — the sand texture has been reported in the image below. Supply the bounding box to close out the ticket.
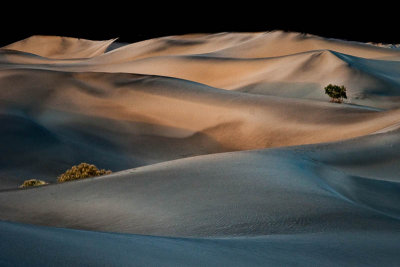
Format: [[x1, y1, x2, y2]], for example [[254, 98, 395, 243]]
[[1, 31, 400, 266]]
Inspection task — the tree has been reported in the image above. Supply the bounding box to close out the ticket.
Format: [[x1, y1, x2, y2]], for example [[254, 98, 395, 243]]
[[324, 84, 347, 103], [57, 162, 112, 183]]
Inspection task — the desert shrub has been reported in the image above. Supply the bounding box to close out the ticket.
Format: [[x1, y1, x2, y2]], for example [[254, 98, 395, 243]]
[[324, 84, 347, 103], [57, 162, 112, 183], [20, 179, 48, 188]]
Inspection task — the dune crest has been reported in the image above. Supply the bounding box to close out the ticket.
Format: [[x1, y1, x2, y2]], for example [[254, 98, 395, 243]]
[[2, 32, 400, 109], [2, 35, 116, 59]]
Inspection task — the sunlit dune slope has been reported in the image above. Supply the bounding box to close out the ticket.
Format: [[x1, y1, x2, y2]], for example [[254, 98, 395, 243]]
[[2, 35, 116, 59], [2, 32, 400, 109], [1, 69, 400, 188]]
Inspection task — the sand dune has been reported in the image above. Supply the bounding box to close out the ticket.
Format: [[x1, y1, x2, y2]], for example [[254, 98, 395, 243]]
[[1, 221, 400, 267], [2, 35, 116, 59], [87, 50, 400, 108], [89, 31, 400, 61], [0, 129, 399, 236], [2, 33, 400, 109], [1, 69, 400, 188], [1, 32, 400, 265]]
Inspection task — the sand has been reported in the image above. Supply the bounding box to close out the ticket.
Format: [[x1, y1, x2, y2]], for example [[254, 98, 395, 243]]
[[0, 31, 400, 266], [2, 221, 400, 267], [1, 129, 400, 236], [2, 35, 117, 59]]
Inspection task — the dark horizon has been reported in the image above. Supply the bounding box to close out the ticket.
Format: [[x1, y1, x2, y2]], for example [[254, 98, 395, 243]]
[[1, 4, 397, 47], [2, 26, 398, 48]]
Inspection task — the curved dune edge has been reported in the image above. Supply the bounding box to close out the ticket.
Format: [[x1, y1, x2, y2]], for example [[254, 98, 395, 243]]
[[2, 42, 400, 109], [2, 35, 117, 59], [1, 69, 400, 188], [1, 220, 400, 267], [0, 129, 399, 237]]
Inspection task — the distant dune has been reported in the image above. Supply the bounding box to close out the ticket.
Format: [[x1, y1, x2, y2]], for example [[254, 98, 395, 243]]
[[2, 35, 116, 59], [1, 31, 400, 266]]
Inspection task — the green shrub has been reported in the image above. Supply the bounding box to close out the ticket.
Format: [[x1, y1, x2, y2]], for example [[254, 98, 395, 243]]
[[57, 162, 112, 183], [20, 179, 48, 188], [324, 84, 347, 103]]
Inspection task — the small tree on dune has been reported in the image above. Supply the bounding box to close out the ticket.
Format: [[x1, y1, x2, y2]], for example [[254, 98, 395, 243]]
[[324, 84, 347, 103], [57, 163, 112, 183]]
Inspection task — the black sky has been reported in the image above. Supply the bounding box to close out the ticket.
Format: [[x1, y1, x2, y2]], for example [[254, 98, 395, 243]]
[[0, 3, 397, 47]]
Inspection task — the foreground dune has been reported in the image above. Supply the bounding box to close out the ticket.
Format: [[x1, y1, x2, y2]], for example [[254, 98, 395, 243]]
[[1, 129, 399, 236], [1, 32, 400, 265], [1, 221, 400, 267]]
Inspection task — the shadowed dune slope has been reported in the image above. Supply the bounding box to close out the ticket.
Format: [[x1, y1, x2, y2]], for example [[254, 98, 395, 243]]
[[85, 50, 400, 108], [0, 130, 399, 236], [2, 33, 400, 108], [1, 69, 400, 187], [202, 31, 400, 59], [81, 31, 400, 61], [3, 31, 400, 62], [1, 221, 400, 267]]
